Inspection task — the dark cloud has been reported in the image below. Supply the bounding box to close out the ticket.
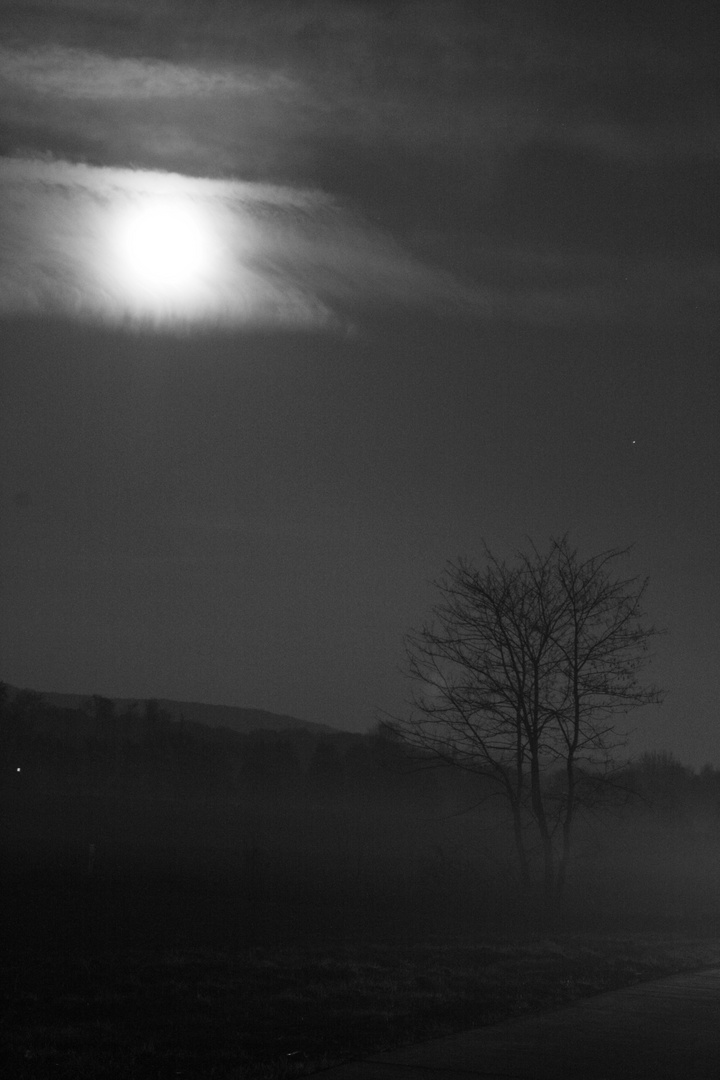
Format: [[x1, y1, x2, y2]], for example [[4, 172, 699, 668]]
[[4, 3, 716, 176]]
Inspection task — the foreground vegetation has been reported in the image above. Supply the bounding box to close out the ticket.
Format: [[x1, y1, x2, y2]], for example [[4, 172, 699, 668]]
[[3, 934, 720, 1079]]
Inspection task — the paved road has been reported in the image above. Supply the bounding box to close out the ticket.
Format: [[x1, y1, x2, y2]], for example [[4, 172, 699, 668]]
[[310, 966, 720, 1079]]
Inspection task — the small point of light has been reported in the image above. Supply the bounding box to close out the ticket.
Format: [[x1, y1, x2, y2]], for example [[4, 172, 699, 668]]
[[16, 767, 21, 772]]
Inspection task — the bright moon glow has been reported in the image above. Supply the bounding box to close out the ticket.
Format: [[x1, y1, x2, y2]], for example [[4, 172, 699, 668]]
[[0, 158, 350, 328], [108, 194, 223, 313]]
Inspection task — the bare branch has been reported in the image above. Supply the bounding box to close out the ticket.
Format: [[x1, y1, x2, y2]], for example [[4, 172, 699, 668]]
[[393, 536, 665, 902]]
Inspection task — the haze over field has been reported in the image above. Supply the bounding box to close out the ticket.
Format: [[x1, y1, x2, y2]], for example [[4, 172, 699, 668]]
[[1, 1, 719, 765]]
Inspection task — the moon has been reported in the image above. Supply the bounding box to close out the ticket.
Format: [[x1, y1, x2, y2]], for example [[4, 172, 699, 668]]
[[106, 192, 225, 316]]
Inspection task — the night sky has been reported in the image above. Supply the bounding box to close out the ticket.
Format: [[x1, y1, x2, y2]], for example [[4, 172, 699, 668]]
[[1, 1, 718, 765]]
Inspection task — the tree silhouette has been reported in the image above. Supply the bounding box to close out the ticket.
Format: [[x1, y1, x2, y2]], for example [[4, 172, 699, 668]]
[[387, 537, 664, 903]]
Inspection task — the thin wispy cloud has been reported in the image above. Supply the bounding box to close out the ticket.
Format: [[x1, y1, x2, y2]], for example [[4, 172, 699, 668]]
[[2, 7, 714, 191], [0, 43, 292, 100], [2, 154, 715, 333], [0, 156, 485, 330]]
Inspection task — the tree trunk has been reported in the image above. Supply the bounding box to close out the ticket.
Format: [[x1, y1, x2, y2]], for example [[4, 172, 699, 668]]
[[556, 757, 576, 901], [529, 746, 555, 898], [510, 801, 532, 889]]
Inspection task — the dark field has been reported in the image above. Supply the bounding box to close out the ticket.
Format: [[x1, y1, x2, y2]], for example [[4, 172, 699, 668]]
[[5, 708, 720, 1076], [3, 881, 720, 1080]]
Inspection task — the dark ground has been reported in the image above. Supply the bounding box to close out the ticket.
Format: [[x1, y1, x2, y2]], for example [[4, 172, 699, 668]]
[[3, 871, 720, 1079]]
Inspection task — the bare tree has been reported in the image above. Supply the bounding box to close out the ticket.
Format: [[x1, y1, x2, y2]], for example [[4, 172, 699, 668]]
[[387, 537, 664, 903]]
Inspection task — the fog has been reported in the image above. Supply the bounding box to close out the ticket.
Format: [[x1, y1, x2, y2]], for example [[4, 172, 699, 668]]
[[3, 691, 719, 951]]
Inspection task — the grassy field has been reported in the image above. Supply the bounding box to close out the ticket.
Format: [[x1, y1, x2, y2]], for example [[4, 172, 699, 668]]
[[3, 933, 720, 1078]]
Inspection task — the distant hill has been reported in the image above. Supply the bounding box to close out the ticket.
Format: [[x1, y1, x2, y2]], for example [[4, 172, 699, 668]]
[[4, 685, 337, 737]]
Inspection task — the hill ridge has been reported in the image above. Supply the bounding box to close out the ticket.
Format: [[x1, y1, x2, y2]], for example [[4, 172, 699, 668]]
[[3, 684, 338, 736]]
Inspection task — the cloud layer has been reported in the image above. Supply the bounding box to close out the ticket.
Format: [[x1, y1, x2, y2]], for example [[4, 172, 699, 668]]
[[1, 5, 717, 331], [3, 6, 716, 182], [0, 43, 291, 100], [0, 156, 485, 329]]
